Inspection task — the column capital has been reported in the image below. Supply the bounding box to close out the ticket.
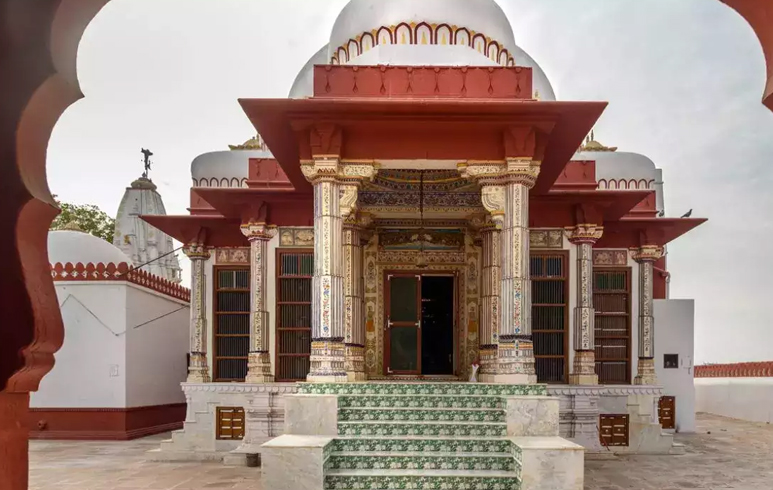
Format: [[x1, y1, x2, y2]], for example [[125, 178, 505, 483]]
[[183, 242, 210, 260], [301, 159, 379, 185], [457, 158, 541, 188], [565, 224, 604, 244], [630, 245, 664, 263], [240, 221, 277, 242]]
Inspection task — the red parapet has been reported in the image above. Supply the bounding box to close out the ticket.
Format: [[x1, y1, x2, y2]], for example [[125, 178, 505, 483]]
[[51, 262, 190, 302], [313, 65, 533, 99], [695, 362, 773, 378], [552, 160, 597, 191], [247, 158, 293, 189]]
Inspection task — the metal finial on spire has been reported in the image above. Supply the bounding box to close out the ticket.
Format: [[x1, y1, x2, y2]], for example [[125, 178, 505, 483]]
[[141, 148, 153, 179]]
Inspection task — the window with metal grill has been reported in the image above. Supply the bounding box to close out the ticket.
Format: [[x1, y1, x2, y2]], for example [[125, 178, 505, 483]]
[[276, 251, 313, 381], [530, 252, 568, 383], [216, 407, 245, 440], [214, 268, 249, 381], [593, 269, 631, 384]]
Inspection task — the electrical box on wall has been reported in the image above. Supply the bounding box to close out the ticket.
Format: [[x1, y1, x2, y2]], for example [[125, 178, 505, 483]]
[[663, 354, 679, 369]]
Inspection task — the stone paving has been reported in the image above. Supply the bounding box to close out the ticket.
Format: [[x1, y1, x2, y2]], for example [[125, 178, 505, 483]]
[[29, 413, 773, 490]]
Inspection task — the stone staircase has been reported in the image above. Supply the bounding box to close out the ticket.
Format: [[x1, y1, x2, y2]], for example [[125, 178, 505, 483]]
[[295, 382, 550, 490]]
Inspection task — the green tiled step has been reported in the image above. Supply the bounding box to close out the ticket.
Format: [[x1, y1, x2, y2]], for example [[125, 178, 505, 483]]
[[324, 469, 519, 490], [299, 382, 545, 397], [328, 452, 515, 471], [338, 421, 507, 437], [338, 395, 505, 409], [332, 437, 512, 453], [338, 407, 506, 422]]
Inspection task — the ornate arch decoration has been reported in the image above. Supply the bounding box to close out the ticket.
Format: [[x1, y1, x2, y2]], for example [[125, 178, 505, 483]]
[[376, 26, 393, 45], [395, 22, 413, 45]]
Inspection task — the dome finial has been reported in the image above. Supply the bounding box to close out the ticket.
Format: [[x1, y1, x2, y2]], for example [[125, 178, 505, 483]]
[[229, 134, 267, 151], [580, 130, 617, 152], [61, 221, 84, 232]]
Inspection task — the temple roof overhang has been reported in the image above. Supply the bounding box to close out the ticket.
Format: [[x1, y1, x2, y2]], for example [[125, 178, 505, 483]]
[[193, 188, 314, 226], [141, 215, 248, 248], [595, 217, 708, 248], [529, 190, 653, 228], [239, 97, 607, 195]]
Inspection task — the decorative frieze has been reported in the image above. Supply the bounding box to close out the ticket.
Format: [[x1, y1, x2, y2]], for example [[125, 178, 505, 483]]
[[529, 230, 564, 249], [278, 228, 314, 247], [593, 249, 627, 266], [215, 248, 249, 265]]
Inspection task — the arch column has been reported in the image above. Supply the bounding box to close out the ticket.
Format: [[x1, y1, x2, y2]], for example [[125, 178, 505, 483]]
[[343, 213, 371, 381], [460, 157, 541, 384], [240, 222, 278, 383], [477, 217, 501, 381], [183, 243, 211, 383], [632, 245, 664, 385], [302, 158, 377, 382], [567, 224, 603, 385]]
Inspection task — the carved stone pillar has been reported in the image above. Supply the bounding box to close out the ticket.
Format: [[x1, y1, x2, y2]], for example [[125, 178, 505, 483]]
[[343, 214, 370, 381], [478, 218, 501, 382], [183, 243, 211, 383], [632, 245, 664, 385], [302, 158, 377, 383], [240, 222, 277, 383], [460, 157, 540, 384], [567, 224, 603, 385]]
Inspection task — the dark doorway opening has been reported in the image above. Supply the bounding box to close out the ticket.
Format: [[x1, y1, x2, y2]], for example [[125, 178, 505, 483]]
[[421, 276, 455, 375]]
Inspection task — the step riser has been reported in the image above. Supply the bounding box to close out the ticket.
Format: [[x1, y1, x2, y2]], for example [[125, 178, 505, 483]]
[[300, 383, 546, 397], [338, 396, 505, 409], [324, 475, 520, 490], [327, 455, 515, 471], [339, 409, 506, 422], [338, 423, 507, 437], [333, 439, 512, 453]]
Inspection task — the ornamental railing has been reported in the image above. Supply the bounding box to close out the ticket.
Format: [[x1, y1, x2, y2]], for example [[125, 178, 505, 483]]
[[694, 362, 773, 378]]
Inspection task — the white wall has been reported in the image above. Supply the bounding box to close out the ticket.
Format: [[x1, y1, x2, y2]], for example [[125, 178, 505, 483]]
[[654, 299, 696, 432], [695, 378, 773, 424], [125, 284, 189, 407], [32, 283, 127, 408]]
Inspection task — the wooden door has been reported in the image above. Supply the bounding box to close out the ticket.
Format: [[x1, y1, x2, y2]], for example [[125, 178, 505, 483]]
[[385, 274, 422, 375], [658, 396, 676, 430]]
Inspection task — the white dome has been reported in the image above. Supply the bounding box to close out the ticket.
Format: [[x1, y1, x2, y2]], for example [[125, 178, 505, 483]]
[[289, 45, 330, 98], [191, 150, 269, 188], [329, 0, 517, 66], [575, 150, 660, 190], [48, 230, 131, 266], [511, 45, 555, 101]]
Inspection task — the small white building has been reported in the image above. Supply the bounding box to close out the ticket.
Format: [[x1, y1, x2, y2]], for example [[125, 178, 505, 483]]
[[30, 228, 191, 440]]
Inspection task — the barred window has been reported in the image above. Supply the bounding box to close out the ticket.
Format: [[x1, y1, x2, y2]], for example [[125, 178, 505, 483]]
[[276, 251, 313, 381], [214, 268, 249, 381], [594, 269, 631, 384], [531, 252, 568, 383]]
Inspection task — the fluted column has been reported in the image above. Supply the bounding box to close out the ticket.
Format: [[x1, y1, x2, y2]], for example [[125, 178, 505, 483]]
[[460, 157, 540, 384], [183, 243, 211, 383], [478, 218, 501, 382], [343, 214, 369, 382], [567, 224, 603, 385], [632, 245, 664, 385], [302, 158, 377, 383], [240, 222, 277, 383]]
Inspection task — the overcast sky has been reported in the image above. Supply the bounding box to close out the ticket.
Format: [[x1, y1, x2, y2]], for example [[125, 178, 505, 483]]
[[47, 0, 773, 364]]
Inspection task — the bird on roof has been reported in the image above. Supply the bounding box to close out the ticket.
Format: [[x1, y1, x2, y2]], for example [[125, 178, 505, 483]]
[[680, 209, 693, 218]]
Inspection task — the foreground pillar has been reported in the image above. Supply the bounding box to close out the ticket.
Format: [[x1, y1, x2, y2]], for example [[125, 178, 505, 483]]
[[478, 218, 501, 382], [241, 222, 277, 383], [632, 245, 664, 385], [302, 156, 377, 382], [184, 243, 211, 383], [460, 157, 540, 384], [343, 215, 368, 381], [567, 224, 603, 385]]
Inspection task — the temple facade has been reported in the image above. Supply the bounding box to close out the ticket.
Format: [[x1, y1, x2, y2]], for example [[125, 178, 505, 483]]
[[145, 0, 705, 467]]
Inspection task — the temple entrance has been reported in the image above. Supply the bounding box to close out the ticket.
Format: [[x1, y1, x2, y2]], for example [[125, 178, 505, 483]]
[[384, 273, 456, 376]]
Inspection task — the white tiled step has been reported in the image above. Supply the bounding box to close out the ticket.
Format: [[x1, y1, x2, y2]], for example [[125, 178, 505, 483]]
[[332, 451, 512, 458]]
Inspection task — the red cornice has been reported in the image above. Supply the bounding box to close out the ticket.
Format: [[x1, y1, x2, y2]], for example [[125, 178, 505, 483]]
[[722, 0, 773, 110], [530, 190, 652, 228], [239, 97, 606, 195], [193, 188, 314, 225], [695, 362, 773, 378], [141, 215, 249, 248], [595, 217, 707, 248]]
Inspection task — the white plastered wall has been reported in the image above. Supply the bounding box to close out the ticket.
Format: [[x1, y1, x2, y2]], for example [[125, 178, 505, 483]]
[[695, 378, 773, 424], [32, 282, 127, 408], [125, 284, 189, 407], [654, 299, 696, 432]]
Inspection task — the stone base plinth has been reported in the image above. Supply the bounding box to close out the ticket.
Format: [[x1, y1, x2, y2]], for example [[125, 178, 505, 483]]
[[569, 351, 598, 385], [491, 373, 538, 384], [284, 394, 338, 436], [245, 352, 273, 384], [505, 396, 559, 437], [262, 435, 333, 490], [568, 373, 599, 385], [511, 437, 584, 490], [634, 358, 658, 385], [187, 353, 210, 383], [308, 340, 347, 383]]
